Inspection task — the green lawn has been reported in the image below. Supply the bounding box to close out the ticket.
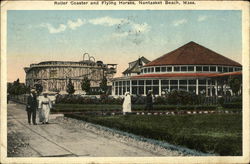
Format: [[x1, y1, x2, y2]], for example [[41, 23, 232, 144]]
[[67, 113, 242, 156]]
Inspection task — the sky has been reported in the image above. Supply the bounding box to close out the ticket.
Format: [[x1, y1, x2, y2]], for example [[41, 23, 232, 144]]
[[7, 10, 242, 83]]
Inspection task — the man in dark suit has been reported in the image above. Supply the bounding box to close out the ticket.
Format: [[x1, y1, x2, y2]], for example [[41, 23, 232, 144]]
[[145, 90, 154, 111], [26, 89, 38, 125]]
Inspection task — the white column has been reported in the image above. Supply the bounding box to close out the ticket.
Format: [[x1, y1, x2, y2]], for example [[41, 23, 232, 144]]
[[215, 80, 218, 96], [130, 80, 132, 95], [206, 79, 208, 97], [121, 81, 123, 95], [159, 80, 162, 96], [144, 80, 146, 96], [196, 79, 199, 95], [210, 80, 213, 97]]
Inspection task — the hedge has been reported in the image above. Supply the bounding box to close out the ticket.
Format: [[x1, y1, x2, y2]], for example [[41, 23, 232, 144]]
[[52, 103, 218, 113]]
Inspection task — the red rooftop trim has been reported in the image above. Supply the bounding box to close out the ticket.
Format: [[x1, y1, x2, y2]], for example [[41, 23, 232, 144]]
[[209, 71, 242, 77]]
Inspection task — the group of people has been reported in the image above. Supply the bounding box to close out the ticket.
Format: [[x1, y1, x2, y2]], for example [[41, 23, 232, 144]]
[[122, 90, 154, 114], [26, 89, 52, 125]]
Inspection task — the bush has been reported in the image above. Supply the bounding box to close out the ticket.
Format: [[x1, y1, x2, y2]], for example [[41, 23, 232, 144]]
[[222, 102, 242, 109], [166, 90, 197, 105]]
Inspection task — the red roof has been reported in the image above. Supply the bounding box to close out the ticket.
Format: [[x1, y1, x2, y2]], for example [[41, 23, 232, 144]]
[[132, 72, 242, 79], [145, 41, 242, 67], [209, 71, 242, 77]]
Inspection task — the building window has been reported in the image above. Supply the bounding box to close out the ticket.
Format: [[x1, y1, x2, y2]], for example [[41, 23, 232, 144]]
[[188, 66, 194, 71], [210, 66, 216, 72], [203, 66, 209, 72], [196, 66, 202, 72], [132, 80, 137, 85], [139, 86, 144, 95], [174, 66, 180, 72], [153, 80, 159, 85], [229, 67, 233, 72], [218, 66, 222, 72], [167, 67, 172, 72], [235, 67, 241, 71], [188, 80, 196, 85], [181, 66, 187, 72], [161, 80, 169, 85], [179, 80, 187, 85], [147, 68, 151, 73], [144, 68, 147, 73], [132, 87, 137, 94], [199, 80, 206, 85], [153, 86, 159, 95], [146, 80, 152, 85], [223, 67, 229, 72], [161, 67, 166, 72], [151, 67, 154, 72], [170, 80, 178, 85], [155, 67, 160, 72], [138, 80, 144, 85]]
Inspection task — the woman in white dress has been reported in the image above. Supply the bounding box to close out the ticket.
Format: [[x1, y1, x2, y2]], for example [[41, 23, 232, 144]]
[[122, 92, 131, 114], [38, 92, 52, 124]]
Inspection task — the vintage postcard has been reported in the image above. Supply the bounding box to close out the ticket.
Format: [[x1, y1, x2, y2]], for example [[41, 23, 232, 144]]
[[1, 0, 249, 163]]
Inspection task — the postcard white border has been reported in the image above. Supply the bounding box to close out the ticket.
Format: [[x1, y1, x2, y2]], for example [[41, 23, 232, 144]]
[[1, 1, 249, 163]]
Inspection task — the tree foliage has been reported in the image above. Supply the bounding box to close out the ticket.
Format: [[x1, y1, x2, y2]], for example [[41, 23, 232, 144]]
[[34, 83, 43, 95], [66, 78, 75, 95], [7, 78, 29, 95], [99, 77, 108, 94], [81, 77, 91, 94], [229, 77, 241, 96]]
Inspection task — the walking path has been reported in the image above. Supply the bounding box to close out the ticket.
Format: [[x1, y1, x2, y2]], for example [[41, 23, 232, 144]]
[[7, 101, 184, 157]]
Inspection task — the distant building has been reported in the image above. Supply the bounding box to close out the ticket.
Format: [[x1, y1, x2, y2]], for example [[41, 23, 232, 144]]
[[112, 41, 242, 96], [24, 54, 117, 94], [122, 56, 150, 77]]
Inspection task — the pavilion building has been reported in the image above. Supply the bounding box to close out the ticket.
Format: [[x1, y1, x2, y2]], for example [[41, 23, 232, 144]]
[[112, 41, 242, 97]]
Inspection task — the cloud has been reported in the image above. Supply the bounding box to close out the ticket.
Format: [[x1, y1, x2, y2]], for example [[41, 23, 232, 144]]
[[173, 19, 188, 26], [67, 18, 85, 30], [198, 15, 207, 22], [40, 23, 67, 34], [132, 23, 150, 33], [111, 32, 129, 38], [89, 16, 127, 26]]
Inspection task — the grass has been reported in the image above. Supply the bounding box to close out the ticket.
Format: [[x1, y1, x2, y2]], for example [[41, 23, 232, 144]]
[[66, 113, 242, 156]]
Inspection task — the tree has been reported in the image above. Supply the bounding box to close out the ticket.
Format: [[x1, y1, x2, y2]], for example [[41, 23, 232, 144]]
[[229, 77, 241, 96], [8, 78, 28, 95], [66, 78, 75, 95], [34, 84, 43, 95], [81, 77, 91, 94], [99, 77, 108, 94]]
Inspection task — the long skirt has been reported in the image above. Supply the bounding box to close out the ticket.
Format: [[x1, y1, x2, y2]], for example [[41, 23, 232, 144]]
[[39, 104, 50, 123]]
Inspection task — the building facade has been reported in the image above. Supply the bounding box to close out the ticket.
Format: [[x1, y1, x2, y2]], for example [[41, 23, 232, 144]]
[[24, 55, 117, 94], [112, 41, 242, 97]]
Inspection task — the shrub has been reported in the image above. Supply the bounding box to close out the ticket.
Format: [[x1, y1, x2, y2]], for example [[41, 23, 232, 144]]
[[166, 90, 197, 105], [222, 102, 242, 109]]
